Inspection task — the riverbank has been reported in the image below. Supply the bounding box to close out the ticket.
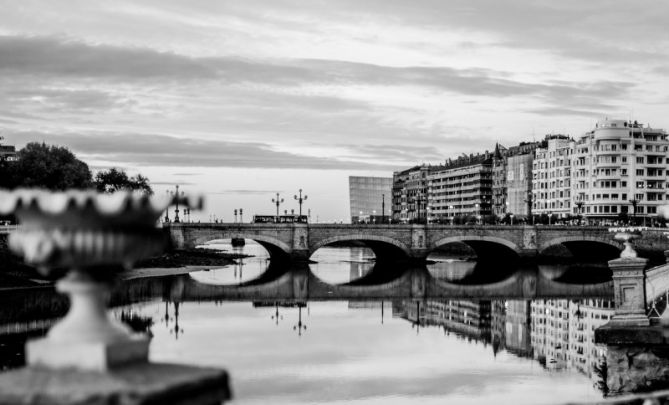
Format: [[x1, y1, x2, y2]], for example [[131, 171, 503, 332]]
[[0, 248, 247, 288]]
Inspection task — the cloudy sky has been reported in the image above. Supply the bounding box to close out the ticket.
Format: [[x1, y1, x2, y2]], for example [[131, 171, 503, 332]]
[[1, 0, 668, 221]]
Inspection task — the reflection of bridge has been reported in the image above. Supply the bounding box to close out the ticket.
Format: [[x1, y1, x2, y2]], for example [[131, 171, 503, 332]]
[[168, 223, 629, 262], [174, 266, 613, 302], [0, 265, 612, 333]]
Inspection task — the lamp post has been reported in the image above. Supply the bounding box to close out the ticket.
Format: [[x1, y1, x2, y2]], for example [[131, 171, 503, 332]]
[[294, 189, 307, 216], [576, 200, 584, 225], [272, 193, 284, 217], [184, 207, 190, 223], [239, 208, 243, 223], [372, 210, 376, 224], [475, 203, 480, 225], [381, 194, 385, 224], [525, 191, 533, 225], [449, 205, 454, 225], [294, 305, 307, 337], [172, 185, 184, 223], [505, 201, 511, 225], [164, 190, 170, 223], [271, 302, 283, 325], [629, 198, 639, 225]]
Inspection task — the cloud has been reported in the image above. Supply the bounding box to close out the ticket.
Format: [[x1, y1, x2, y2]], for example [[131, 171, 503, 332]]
[[0, 35, 215, 80], [6, 129, 412, 171], [0, 35, 636, 108]]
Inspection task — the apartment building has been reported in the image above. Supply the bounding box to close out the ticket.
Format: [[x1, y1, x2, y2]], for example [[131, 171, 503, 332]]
[[572, 119, 669, 221], [532, 134, 574, 218], [492, 142, 540, 217], [427, 154, 493, 223], [392, 165, 429, 223]]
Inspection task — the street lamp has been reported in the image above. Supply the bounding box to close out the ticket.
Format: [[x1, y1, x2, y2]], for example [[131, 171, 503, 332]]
[[475, 203, 480, 225], [372, 210, 376, 224], [381, 194, 386, 224], [164, 190, 170, 223], [272, 193, 284, 217], [294, 189, 308, 216], [449, 205, 454, 225], [234, 209, 238, 223], [171, 185, 184, 223], [575, 200, 584, 225], [294, 305, 307, 337], [239, 208, 243, 223], [629, 198, 639, 225]]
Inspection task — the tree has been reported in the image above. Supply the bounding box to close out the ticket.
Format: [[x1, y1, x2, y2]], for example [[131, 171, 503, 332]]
[[94, 168, 152, 195], [0, 142, 91, 190]]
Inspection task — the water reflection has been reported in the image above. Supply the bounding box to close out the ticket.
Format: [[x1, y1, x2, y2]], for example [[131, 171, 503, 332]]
[[190, 241, 269, 285], [310, 247, 375, 284], [0, 246, 625, 403]]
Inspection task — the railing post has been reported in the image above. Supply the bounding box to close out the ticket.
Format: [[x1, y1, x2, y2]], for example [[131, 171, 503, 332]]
[[608, 257, 649, 326]]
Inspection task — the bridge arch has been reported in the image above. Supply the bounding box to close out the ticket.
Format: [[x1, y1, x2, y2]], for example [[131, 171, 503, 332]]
[[539, 236, 621, 261], [191, 232, 292, 262], [309, 234, 411, 261], [431, 235, 523, 262]]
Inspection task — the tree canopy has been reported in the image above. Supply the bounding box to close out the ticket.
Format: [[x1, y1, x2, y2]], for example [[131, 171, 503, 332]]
[[0, 142, 152, 194], [94, 168, 153, 195], [0, 142, 91, 190]]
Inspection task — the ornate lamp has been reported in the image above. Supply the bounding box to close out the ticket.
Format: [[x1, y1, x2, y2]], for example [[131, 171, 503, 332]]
[[0, 189, 202, 371]]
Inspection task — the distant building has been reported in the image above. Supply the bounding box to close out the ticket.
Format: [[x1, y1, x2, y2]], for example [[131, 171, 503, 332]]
[[427, 153, 493, 223], [0, 137, 17, 161], [349, 176, 393, 223], [532, 134, 574, 218], [492, 142, 540, 217], [392, 165, 429, 223]]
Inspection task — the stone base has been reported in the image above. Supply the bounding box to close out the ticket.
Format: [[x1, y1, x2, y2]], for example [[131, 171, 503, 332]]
[[0, 362, 231, 405], [27, 335, 149, 371]]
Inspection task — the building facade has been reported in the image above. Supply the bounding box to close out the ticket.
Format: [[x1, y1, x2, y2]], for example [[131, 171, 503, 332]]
[[0, 138, 16, 161], [492, 142, 540, 217], [349, 176, 393, 223], [571, 119, 669, 222], [532, 134, 574, 218], [427, 154, 493, 223], [392, 165, 429, 223]]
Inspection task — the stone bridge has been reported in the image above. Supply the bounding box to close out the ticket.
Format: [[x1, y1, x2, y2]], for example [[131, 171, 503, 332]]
[[167, 223, 643, 263]]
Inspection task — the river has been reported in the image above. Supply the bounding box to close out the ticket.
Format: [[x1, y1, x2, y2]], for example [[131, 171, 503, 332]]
[[0, 241, 615, 404]]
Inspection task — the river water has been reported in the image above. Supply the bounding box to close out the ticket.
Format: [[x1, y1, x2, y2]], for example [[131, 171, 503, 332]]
[[0, 241, 616, 404]]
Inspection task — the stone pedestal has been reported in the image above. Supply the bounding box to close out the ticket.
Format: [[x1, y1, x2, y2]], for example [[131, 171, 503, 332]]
[[608, 257, 650, 327], [0, 362, 231, 405]]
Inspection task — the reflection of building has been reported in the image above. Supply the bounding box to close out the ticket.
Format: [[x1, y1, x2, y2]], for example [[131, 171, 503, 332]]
[[393, 299, 492, 341], [530, 299, 612, 376], [349, 176, 393, 223], [567, 299, 612, 376], [505, 301, 532, 357], [490, 300, 506, 355]]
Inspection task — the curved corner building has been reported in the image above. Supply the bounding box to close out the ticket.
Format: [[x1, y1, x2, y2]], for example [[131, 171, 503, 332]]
[[572, 118, 668, 222]]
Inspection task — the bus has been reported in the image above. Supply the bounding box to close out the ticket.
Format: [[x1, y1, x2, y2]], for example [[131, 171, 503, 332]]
[[252, 215, 308, 223]]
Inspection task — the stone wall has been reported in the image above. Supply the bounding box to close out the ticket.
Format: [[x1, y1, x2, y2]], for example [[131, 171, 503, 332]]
[[606, 345, 669, 394]]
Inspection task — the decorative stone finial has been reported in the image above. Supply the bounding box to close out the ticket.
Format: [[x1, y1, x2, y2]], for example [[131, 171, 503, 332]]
[[0, 189, 203, 371], [614, 232, 640, 259]]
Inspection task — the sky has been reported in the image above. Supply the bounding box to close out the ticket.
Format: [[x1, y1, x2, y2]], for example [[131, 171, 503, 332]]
[[1, 0, 668, 222]]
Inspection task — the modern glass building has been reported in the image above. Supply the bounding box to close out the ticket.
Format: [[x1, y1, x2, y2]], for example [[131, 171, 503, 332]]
[[349, 176, 393, 223]]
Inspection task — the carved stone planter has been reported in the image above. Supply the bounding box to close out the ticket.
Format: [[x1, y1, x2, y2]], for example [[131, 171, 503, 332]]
[[0, 189, 202, 371]]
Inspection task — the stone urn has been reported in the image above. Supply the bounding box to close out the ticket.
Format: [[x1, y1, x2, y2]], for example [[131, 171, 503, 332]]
[[613, 231, 640, 258], [0, 189, 202, 371]]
